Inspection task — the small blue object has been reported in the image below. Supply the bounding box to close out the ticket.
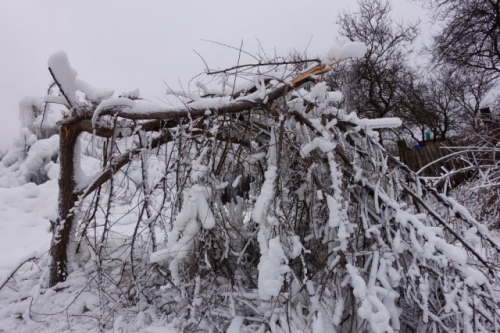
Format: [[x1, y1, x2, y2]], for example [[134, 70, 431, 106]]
[[414, 144, 422, 150]]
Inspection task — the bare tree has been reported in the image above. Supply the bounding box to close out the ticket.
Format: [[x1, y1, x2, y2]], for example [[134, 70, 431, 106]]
[[449, 69, 497, 130], [428, 0, 500, 80], [421, 68, 464, 139], [330, 0, 419, 120]]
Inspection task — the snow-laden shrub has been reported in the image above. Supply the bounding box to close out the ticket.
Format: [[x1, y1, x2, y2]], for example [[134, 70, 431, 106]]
[[19, 96, 60, 140], [2, 128, 37, 168], [0, 97, 62, 186], [19, 97, 44, 134], [21, 135, 59, 184], [0, 129, 59, 186], [2, 45, 500, 333]]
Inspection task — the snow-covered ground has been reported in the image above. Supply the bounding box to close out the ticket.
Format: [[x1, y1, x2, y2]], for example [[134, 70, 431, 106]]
[[0, 180, 56, 284], [0, 146, 178, 332]]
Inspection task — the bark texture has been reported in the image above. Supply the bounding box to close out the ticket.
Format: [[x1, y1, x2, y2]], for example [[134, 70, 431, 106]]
[[49, 124, 81, 287]]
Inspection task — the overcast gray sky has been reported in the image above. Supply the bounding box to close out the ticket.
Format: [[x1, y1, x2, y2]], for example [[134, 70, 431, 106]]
[[0, 0, 426, 149]]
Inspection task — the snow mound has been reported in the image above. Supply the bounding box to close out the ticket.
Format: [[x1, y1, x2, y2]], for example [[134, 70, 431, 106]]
[[322, 38, 367, 63], [48, 51, 114, 107]]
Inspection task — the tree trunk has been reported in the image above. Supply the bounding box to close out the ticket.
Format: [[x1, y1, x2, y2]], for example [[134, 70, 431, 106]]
[[49, 124, 81, 287]]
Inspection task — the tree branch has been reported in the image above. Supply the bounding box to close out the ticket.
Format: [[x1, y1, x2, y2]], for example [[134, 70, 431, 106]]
[[48, 67, 73, 108], [77, 130, 173, 198], [206, 59, 321, 75]]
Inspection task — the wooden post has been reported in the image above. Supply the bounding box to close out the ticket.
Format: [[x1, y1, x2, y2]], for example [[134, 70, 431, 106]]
[[49, 124, 81, 287]]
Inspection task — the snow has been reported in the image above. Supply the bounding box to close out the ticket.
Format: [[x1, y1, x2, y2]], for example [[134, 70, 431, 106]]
[[251, 166, 277, 225], [1, 128, 37, 168], [150, 184, 215, 283], [300, 137, 336, 157], [257, 234, 290, 300], [310, 82, 328, 102], [358, 117, 403, 130], [186, 95, 234, 110], [121, 96, 233, 116], [44, 94, 68, 105], [322, 39, 367, 63], [92, 97, 136, 126], [120, 88, 140, 100], [326, 194, 341, 227], [464, 227, 480, 246], [74, 79, 113, 102], [48, 51, 78, 105], [246, 152, 266, 164], [327, 91, 343, 102], [166, 87, 201, 101], [139, 326, 178, 333], [0, 180, 57, 284], [330, 108, 402, 134], [19, 97, 44, 133], [48, 51, 115, 116], [21, 135, 59, 184], [346, 262, 399, 332], [226, 316, 244, 333], [31, 107, 62, 139], [231, 175, 242, 188], [0, 45, 499, 333]]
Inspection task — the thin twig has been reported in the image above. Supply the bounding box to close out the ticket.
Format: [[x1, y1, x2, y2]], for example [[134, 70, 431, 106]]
[[201, 39, 259, 61], [41, 82, 58, 133], [48, 67, 73, 108], [0, 256, 37, 292], [230, 40, 244, 100], [193, 50, 210, 73], [206, 59, 321, 75]]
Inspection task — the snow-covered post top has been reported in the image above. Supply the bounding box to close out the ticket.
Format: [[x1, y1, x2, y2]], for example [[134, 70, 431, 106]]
[[47, 51, 114, 110], [47, 51, 78, 107]]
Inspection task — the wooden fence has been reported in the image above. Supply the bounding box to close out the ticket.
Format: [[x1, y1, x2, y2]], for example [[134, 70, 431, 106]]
[[397, 139, 469, 186]]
